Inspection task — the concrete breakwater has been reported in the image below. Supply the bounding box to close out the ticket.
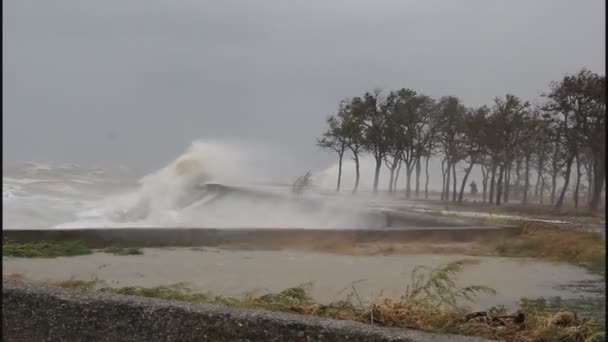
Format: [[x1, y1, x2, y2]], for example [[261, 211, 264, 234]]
[[2, 225, 521, 248], [2, 282, 489, 342]]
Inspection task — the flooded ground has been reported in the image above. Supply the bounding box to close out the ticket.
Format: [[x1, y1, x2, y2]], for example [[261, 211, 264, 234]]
[[3, 248, 603, 312]]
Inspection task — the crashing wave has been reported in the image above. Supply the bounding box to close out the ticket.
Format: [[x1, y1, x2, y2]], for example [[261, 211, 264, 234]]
[[57, 141, 385, 228]]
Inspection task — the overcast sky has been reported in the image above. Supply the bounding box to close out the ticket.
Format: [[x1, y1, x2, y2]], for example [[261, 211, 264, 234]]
[[3, 0, 605, 173]]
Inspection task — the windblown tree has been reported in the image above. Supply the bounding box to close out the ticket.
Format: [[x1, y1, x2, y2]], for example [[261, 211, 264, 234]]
[[383, 88, 425, 197], [410, 95, 439, 198], [488, 94, 531, 205], [421, 101, 444, 200], [353, 90, 391, 194], [544, 69, 606, 210], [519, 110, 544, 205], [457, 106, 489, 203], [382, 90, 410, 194], [336, 98, 366, 193], [543, 101, 580, 210], [317, 106, 349, 192], [436, 96, 467, 202], [482, 112, 503, 205], [546, 69, 606, 210], [532, 121, 552, 204], [316, 67, 604, 210]]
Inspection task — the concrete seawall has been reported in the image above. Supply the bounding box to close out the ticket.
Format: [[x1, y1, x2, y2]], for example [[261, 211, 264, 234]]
[[2, 282, 489, 342], [2, 226, 521, 248]]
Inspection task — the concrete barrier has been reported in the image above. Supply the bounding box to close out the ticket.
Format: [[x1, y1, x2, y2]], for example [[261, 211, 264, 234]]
[[2, 282, 489, 342], [2, 226, 522, 248]]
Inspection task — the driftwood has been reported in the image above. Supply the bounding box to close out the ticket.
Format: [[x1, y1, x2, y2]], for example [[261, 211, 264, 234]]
[[464, 311, 526, 327], [465, 310, 580, 328], [550, 311, 578, 327]]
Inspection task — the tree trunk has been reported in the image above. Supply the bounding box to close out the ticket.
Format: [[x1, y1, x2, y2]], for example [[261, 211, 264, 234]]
[[550, 170, 558, 205], [540, 174, 546, 205], [393, 159, 402, 193], [535, 153, 546, 202], [452, 162, 458, 202], [405, 164, 413, 199], [496, 165, 505, 206], [504, 162, 511, 204], [445, 160, 451, 202], [388, 154, 401, 193], [589, 150, 606, 211], [515, 158, 521, 199], [574, 154, 582, 209], [336, 152, 344, 192], [550, 143, 560, 205], [353, 153, 360, 194], [481, 165, 488, 203], [555, 153, 575, 209], [373, 157, 381, 194], [458, 161, 474, 203], [534, 169, 541, 201], [388, 168, 395, 195], [425, 155, 431, 200], [440, 159, 446, 200], [585, 160, 593, 202], [522, 154, 531, 205], [415, 157, 421, 198], [489, 162, 497, 205]]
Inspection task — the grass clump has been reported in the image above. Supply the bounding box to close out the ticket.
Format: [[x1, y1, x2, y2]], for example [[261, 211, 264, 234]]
[[101, 246, 143, 256], [56, 278, 101, 290], [54, 259, 604, 341], [2, 240, 92, 258], [403, 259, 496, 307], [493, 223, 606, 276], [101, 283, 209, 302]]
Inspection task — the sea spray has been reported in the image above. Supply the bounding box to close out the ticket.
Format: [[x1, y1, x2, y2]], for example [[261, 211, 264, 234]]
[[48, 140, 385, 229], [3, 140, 402, 229]]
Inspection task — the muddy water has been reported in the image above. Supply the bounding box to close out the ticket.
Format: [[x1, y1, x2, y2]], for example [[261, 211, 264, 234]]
[[3, 249, 603, 311]]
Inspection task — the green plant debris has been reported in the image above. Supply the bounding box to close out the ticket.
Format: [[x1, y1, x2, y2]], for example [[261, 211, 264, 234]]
[[101, 246, 143, 256], [2, 241, 92, 258], [492, 222, 606, 276]]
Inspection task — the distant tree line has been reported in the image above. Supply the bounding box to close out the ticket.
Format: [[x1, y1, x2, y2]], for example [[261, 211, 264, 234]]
[[317, 69, 605, 211]]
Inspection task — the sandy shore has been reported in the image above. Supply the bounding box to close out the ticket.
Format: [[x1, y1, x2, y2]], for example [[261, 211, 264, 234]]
[[3, 248, 602, 310]]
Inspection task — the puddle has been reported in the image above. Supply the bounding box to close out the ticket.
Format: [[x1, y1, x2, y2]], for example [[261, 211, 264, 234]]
[[3, 249, 604, 313]]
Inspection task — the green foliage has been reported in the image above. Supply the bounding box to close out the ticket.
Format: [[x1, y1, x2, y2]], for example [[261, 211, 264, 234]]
[[101, 283, 210, 302], [55, 259, 603, 342], [102, 246, 143, 256], [403, 259, 496, 308], [491, 223, 606, 277], [495, 240, 544, 256], [3, 240, 92, 258]]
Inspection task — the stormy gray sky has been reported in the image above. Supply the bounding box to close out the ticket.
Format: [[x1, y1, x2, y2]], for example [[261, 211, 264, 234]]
[[3, 0, 605, 173]]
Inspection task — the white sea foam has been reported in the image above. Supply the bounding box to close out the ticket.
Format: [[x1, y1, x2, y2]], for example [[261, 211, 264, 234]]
[[41, 140, 385, 229]]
